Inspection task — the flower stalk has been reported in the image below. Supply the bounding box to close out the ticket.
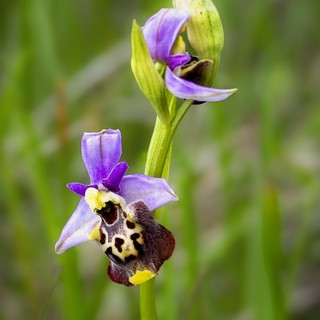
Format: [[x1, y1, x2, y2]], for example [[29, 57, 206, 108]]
[[135, 10, 229, 305], [140, 99, 193, 319], [145, 99, 194, 179], [140, 278, 158, 320]]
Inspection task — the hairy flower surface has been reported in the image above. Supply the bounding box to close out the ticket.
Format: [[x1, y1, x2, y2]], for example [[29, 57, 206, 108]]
[[55, 129, 177, 286], [142, 8, 237, 102]]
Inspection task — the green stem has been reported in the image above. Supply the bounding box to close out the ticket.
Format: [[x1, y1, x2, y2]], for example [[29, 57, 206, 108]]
[[140, 99, 193, 320], [145, 100, 193, 178], [144, 118, 171, 178], [140, 278, 158, 320]]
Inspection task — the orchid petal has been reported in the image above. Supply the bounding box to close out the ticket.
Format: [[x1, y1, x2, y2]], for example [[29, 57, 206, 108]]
[[101, 161, 129, 192], [142, 8, 189, 62], [81, 129, 122, 185], [168, 54, 191, 70], [165, 66, 238, 102], [55, 198, 101, 254], [119, 174, 178, 211], [107, 201, 175, 286], [67, 182, 97, 196], [108, 261, 132, 286]]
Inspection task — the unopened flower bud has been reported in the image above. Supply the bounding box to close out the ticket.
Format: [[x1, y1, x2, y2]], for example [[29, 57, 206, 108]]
[[173, 0, 224, 86]]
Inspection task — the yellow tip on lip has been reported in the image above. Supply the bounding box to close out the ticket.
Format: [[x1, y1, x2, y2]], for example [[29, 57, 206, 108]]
[[129, 270, 156, 285]]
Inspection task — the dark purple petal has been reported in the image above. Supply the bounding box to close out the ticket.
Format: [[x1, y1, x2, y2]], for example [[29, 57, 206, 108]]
[[165, 66, 238, 102], [55, 198, 101, 254], [67, 182, 97, 196], [101, 161, 129, 192], [119, 174, 178, 210], [108, 262, 132, 286], [167, 54, 191, 70], [81, 129, 122, 185], [142, 8, 189, 62], [106, 201, 175, 286], [131, 201, 175, 271]]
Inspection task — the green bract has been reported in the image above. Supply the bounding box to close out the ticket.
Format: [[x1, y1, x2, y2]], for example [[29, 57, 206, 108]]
[[131, 21, 170, 125], [173, 0, 224, 86]]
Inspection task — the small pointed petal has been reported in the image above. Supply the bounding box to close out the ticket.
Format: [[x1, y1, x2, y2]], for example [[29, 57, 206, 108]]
[[67, 182, 97, 196], [142, 8, 189, 62], [101, 161, 129, 192], [81, 129, 122, 185], [165, 66, 238, 102], [119, 174, 178, 211], [55, 198, 101, 254], [168, 54, 191, 70]]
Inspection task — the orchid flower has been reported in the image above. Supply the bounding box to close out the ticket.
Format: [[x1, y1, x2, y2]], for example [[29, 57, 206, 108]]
[[55, 129, 177, 286], [142, 8, 237, 102]]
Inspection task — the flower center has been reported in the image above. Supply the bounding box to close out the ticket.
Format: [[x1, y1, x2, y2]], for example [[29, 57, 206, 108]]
[[96, 201, 118, 225], [84, 187, 145, 268], [84, 187, 126, 213]]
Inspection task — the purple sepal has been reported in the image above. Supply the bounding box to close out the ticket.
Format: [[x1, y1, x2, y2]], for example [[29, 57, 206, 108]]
[[142, 8, 189, 62], [55, 198, 101, 254], [101, 161, 129, 192], [165, 67, 238, 102], [67, 182, 97, 196], [119, 174, 178, 211], [82, 129, 122, 185]]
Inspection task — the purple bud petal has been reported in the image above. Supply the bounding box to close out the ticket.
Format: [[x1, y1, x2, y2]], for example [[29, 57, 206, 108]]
[[101, 161, 129, 192], [55, 198, 101, 254], [165, 67, 238, 102], [168, 54, 191, 70], [81, 129, 122, 185], [119, 174, 178, 210], [142, 8, 189, 62]]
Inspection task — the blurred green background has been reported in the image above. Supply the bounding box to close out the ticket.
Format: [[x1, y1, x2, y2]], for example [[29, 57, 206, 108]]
[[1, 0, 319, 319]]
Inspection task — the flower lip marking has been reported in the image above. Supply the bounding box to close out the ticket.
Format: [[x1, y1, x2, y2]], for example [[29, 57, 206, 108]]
[[100, 202, 144, 264], [114, 237, 125, 253], [96, 201, 119, 225]]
